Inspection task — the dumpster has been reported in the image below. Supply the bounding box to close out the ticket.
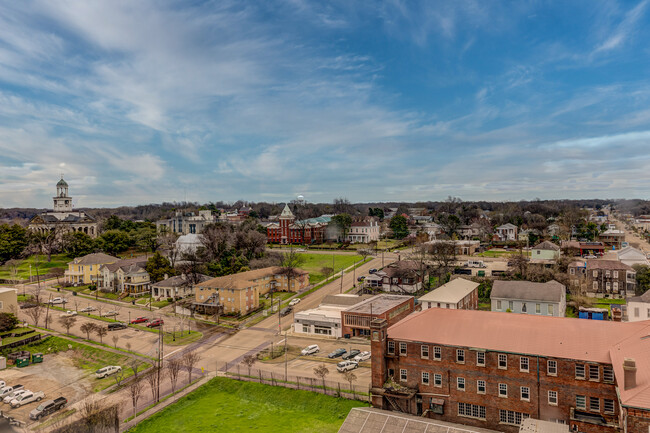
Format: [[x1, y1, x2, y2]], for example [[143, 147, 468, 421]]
[[477, 270, 485, 277], [32, 353, 43, 363], [16, 356, 30, 368]]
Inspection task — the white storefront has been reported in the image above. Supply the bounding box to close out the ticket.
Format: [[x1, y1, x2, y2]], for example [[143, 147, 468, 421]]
[[292, 306, 345, 338]]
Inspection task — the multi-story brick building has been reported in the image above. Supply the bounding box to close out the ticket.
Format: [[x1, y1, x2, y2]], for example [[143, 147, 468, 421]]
[[340, 294, 414, 338], [266, 204, 328, 244], [568, 259, 636, 298], [370, 309, 650, 433]]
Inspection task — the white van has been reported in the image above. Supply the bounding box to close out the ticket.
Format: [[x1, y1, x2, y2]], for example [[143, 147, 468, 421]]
[[337, 360, 358, 373], [466, 260, 486, 268]]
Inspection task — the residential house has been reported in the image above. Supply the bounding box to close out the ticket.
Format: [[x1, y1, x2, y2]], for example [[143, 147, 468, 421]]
[[627, 291, 650, 322], [599, 230, 626, 250], [156, 210, 216, 235], [568, 259, 636, 298], [426, 240, 480, 255], [530, 241, 561, 263], [370, 308, 650, 433], [346, 217, 380, 243], [266, 204, 329, 244], [379, 262, 424, 294], [98, 258, 150, 296], [418, 278, 479, 310], [496, 223, 518, 242], [195, 266, 309, 315], [546, 224, 561, 238], [152, 273, 211, 299], [64, 253, 118, 285], [491, 280, 566, 317], [0, 288, 18, 314], [341, 294, 414, 338], [616, 246, 649, 267]]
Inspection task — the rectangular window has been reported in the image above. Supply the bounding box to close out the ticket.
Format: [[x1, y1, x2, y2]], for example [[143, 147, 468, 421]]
[[457, 349, 465, 363], [399, 342, 407, 355], [521, 386, 530, 401], [613, 282, 618, 290], [536, 303, 541, 314], [400, 369, 407, 382], [576, 395, 586, 410], [434, 374, 442, 387], [457, 377, 465, 391], [603, 365, 614, 382], [548, 390, 558, 406], [499, 410, 530, 426], [576, 364, 586, 379], [388, 368, 394, 378], [459, 403, 486, 420], [593, 281, 598, 290], [497, 300, 502, 310], [590, 397, 600, 412], [548, 360, 557, 375], [509, 301, 514, 310], [422, 372, 430, 385], [520, 357, 529, 372], [604, 399, 614, 414], [614, 271, 619, 278], [548, 304, 554, 315], [499, 383, 507, 397], [593, 270, 598, 277], [589, 364, 599, 381], [476, 351, 485, 367], [433, 346, 441, 360], [570, 268, 575, 275], [421, 345, 429, 359], [387, 341, 395, 354], [498, 354, 507, 369], [477, 380, 486, 394], [606, 270, 611, 277], [302, 324, 309, 332]]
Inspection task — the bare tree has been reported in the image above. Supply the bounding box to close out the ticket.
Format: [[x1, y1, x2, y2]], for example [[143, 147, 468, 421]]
[[278, 249, 305, 292], [145, 367, 160, 402], [181, 351, 201, 385], [24, 304, 44, 327], [358, 249, 373, 262], [321, 266, 334, 281], [112, 334, 120, 349], [113, 367, 126, 386], [95, 326, 107, 344], [128, 378, 144, 421], [166, 358, 182, 394], [58, 315, 77, 335], [241, 354, 257, 377], [405, 244, 430, 292], [81, 322, 98, 340], [428, 241, 457, 287], [313, 364, 329, 392], [343, 370, 357, 395]]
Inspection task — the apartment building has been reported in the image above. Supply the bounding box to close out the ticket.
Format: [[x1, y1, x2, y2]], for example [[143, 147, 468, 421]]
[[568, 260, 636, 297], [370, 309, 650, 433]]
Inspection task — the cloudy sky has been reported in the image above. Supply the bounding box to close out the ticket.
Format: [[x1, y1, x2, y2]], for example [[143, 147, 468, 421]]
[[1, 0, 650, 208]]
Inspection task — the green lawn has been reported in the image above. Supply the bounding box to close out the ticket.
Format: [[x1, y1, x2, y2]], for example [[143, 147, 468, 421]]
[[163, 330, 203, 346], [0, 253, 70, 280], [128, 377, 367, 433], [298, 253, 364, 284], [478, 249, 531, 258]]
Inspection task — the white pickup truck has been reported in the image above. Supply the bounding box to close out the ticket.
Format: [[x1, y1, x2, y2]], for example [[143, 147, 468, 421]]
[[11, 390, 44, 408]]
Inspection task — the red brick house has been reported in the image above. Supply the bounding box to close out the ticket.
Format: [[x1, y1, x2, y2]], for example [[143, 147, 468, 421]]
[[340, 294, 414, 338], [370, 309, 650, 433]]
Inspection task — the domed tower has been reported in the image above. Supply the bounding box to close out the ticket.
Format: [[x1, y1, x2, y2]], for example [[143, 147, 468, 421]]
[[53, 176, 73, 212]]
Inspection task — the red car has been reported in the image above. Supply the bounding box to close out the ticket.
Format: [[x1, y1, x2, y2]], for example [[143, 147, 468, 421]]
[[146, 319, 164, 328], [130, 317, 149, 324]]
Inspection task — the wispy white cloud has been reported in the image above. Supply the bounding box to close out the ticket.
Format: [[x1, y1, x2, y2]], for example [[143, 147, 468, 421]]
[[592, 0, 648, 55]]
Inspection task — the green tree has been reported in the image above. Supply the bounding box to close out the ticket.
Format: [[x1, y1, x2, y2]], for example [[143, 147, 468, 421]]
[[633, 264, 650, 295], [0, 224, 28, 264], [62, 231, 97, 258], [98, 230, 130, 256], [331, 213, 352, 241], [146, 252, 176, 283], [135, 227, 160, 252], [103, 215, 124, 231], [0, 313, 19, 332], [389, 215, 409, 239]]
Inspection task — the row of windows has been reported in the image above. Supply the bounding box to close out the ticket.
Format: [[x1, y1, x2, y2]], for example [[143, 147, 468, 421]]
[[496, 300, 554, 315], [389, 343, 614, 382]]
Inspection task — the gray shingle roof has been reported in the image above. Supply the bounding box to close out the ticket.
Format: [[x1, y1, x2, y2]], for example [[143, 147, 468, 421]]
[[491, 280, 565, 303], [532, 241, 560, 251]]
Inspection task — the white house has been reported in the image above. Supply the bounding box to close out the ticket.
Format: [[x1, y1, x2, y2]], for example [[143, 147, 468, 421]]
[[628, 291, 650, 322], [495, 223, 518, 242], [345, 218, 380, 243], [617, 246, 649, 267], [491, 280, 566, 317]]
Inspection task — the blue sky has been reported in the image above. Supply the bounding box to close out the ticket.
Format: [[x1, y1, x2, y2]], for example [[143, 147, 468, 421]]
[[1, 0, 650, 208]]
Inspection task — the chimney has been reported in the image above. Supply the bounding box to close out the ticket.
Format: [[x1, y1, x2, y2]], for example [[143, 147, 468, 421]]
[[623, 358, 637, 390]]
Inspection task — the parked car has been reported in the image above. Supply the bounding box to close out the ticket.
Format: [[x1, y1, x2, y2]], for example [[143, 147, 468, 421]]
[[79, 306, 96, 313], [280, 307, 292, 317], [95, 366, 121, 379], [146, 319, 164, 328], [11, 390, 44, 408], [357, 276, 365, 282], [30, 397, 67, 420], [289, 298, 301, 307], [4, 389, 28, 404], [102, 310, 118, 317], [0, 385, 22, 398], [107, 322, 128, 331], [300, 344, 319, 356], [61, 310, 77, 317], [327, 348, 347, 359], [49, 297, 66, 305], [336, 360, 358, 372], [583, 254, 598, 259], [342, 349, 360, 360], [130, 317, 149, 324], [296, 248, 307, 252], [369, 269, 378, 274], [353, 351, 371, 362]]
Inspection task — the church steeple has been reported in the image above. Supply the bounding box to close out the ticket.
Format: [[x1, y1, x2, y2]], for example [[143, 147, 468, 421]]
[[53, 175, 73, 212]]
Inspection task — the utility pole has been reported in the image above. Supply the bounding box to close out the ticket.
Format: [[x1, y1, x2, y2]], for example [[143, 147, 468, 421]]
[[284, 331, 288, 381], [157, 325, 163, 402], [278, 297, 281, 334], [339, 269, 343, 293]]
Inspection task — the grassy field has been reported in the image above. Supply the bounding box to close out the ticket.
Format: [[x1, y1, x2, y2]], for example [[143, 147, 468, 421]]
[[0, 253, 70, 280], [298, 253, 364, 284], [478, 249, 531, 258], [162, 330, 202, 346], [128, 377, 367, 433]]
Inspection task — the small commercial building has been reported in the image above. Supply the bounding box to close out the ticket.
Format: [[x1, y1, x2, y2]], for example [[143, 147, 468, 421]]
[[0, 288, 18, 314], [293, 294, 371, 338], [418, 278, 479, 310], [341, 295, 414, 338]]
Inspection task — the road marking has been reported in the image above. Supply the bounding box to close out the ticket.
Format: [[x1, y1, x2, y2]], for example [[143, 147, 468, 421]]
[[164, 348, 183, 358]]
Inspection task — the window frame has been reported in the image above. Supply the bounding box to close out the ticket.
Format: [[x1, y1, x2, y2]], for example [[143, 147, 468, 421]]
[[520, 357, 529, 372], [498, 353, 507, 369], [576, 395, 586, 410], [604, 399, 615, 414], [433, 346, 441, 360], [421, 345, 429, 359], [476, 351, 485, 367], [434, 373, 442, 387], [498, 383, 507, 398], [589, 397, 600, 412], [456, 349, 465, 363], [387, 341, 395, 354], [399, 369, 407, 382], [548, 390, 558, 406], [399, 342, 407, 356], [575, 364, 586, 379], [547, 360, 557, 376], [421, 371, 430, 385], [457, 377, 466, 391], [589, 364, 600, 382], [477, 380, 486, 394], [521, 386, 530, 402], [603, 365, 614, 383]]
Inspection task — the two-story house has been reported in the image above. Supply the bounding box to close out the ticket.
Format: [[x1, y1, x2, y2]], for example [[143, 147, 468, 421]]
[[568, 260, 636, 298], [496, 224, 518, 242], [64, 253, 118, 286], [98, 257, 150, 296]]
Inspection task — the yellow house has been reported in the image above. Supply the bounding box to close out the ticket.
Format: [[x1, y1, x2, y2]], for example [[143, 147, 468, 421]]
[[64, 253, 118, 285], [0, 288, 18, 315], [195, 266, 309, 315]]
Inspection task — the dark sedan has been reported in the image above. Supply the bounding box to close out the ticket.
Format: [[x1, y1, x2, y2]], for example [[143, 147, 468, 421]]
[[327, 348, 347, 359], [342, 349, 361, 360]]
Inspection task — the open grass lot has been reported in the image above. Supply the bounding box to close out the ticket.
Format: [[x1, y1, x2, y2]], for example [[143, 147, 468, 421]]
[[298, 253, 363, 284], [0, 253, 70, 280], [162, 330, 202, 346], [128, 377, 367, 433], [478, 249, 531, 258]]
